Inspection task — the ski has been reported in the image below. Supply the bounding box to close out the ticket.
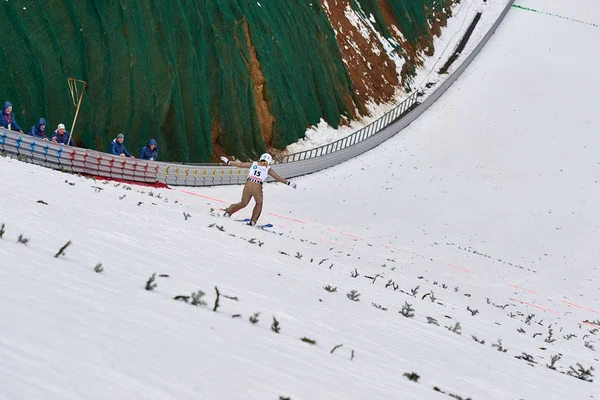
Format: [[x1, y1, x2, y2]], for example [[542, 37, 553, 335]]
[[237, 218, 273, 229]]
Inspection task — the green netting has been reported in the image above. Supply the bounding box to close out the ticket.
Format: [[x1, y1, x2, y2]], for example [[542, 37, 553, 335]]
[[351, 0, 394, 39], [0, 0, 455, 162]]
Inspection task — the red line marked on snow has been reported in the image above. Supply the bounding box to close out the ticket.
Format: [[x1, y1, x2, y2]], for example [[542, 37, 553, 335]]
[[561, 300, 600, 315], [267, 212, 307, 224], [327, 227, 360, 239], [179, 190, 226, 203], [439, 261, 475, 274], [511, 299, 560, 314], [508, 284, 538, 295], [447, 276, 479, 288]]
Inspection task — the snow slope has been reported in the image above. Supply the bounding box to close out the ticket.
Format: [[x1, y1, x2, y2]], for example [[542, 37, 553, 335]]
[[1, 0, 600, 399]]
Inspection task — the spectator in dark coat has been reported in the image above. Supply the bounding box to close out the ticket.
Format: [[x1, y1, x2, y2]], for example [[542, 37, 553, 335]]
[[51, 123, 74, 146], [28, 118, 49, 140], [111, 133, 135, 158], [139, 138, 158, 161], [0, 101, 23, 133]]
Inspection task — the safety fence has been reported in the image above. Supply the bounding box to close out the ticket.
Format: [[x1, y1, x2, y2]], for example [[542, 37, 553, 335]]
[[274, 91, 419, 164], [0, 0, 515, 187]]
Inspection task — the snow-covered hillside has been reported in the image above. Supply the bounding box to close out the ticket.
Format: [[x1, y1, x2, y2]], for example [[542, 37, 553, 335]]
[[1, 0, 600, 399]]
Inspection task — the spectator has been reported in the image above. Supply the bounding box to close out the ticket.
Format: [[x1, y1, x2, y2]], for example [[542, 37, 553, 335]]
[[51, 123, 74, 146], [28, 118, 49, 140], [0, 101, 23, 134], [139, 138, 158, 161], [111, 133, 135, 158]]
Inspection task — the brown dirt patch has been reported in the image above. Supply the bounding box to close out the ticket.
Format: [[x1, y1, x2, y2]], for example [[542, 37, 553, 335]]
[[322, 0, 399, 113], [243, 20, 276, 147]]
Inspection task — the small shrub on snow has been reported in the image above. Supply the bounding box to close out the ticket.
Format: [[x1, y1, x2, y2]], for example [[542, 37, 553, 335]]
[[346, 290, 361, 302], [547, 354, 561, 370], [94, 263, 104, 273], [301, 337, 316, 345], [249, 312, 261, 324], [17, 234, 29, 245], [446, 322, 462, 335], [403, 372, 420, 382], [271, 317, 281, 333], [492, 339, 508, 353], [324, 285, 337, 292], [466, 306, 479, 316], [400, 302, 415, 318], [567, 363, 594, 382], [190, 290, 207, 306]]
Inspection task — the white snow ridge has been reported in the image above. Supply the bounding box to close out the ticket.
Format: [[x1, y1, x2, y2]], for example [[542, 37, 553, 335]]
[[1, 0, 600, 399]]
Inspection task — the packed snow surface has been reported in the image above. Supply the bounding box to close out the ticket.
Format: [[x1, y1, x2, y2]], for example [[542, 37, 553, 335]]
[[1, 1, 600, 399]]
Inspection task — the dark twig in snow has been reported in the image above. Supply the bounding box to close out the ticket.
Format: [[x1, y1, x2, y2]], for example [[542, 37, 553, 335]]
[[145, 273, 157, 291], [213, 286, 221, 312], [54, 240, 72, 258], [330, 344, 343, 354]]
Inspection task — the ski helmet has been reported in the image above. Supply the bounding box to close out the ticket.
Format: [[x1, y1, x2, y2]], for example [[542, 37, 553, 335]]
[[259, 153, 273, 164]]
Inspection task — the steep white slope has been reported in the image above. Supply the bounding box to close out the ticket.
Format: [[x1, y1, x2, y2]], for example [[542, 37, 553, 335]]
[[0, 156, 597, 400], [1, 1, 600, 399]]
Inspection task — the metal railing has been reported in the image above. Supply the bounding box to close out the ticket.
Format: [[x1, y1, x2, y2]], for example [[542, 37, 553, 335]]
[[274, 91, 419, 164]]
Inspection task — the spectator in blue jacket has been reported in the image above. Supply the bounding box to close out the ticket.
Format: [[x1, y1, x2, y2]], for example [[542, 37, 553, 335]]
[[51, 123, 74, 146], [0, 101, 23, 133], [111, 133, 135, 158], [139, 139, 158, 161], [28, 118, 49, 140]]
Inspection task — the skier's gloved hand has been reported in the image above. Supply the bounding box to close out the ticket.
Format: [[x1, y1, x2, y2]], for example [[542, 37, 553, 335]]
[[287, 181, 297, 189], [220, 156, 230, 165]]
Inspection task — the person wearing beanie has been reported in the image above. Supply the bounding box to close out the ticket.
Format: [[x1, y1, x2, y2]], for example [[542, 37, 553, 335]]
[[28, 118, 48, 140], [110, 133, 134, 158], [51, 123, 74, 146], [0, 101, 23, 134]]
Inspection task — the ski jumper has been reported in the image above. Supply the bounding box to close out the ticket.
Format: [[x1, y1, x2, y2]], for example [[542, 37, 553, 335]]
[[225, 162, 270, 222]]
